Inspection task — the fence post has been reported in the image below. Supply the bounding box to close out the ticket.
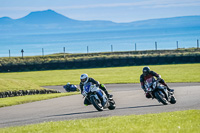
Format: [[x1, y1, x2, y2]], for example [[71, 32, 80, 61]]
[[177, 41, 179, 49], [21, 49, 24, 58], [63, 47, 65, 58], [197, 39, 199, 49], [135, 43, 137, 51], [155, 42, 157, 50], [42, 48, 44, 57], [111, 45, 113, 52], [9, 49, 11, 58], [87, 46, 89, 53]]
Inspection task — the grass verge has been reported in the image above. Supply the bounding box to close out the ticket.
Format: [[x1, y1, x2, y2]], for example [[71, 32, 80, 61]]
[[0, 63, 200, 86], [0, 110, 199, 133], [0, 78, 44, 92], [0, 92, 79, 108]]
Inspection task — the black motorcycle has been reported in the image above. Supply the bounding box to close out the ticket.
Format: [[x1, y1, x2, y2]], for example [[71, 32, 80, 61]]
[[145, 78, 176, 105]]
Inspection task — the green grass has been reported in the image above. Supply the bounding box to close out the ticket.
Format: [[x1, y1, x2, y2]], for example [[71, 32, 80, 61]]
[[0, 110, 199, 133], [0, 78, 79, 108], [0, 63, 200, 86], [0, 78, 44, 92], [0, 92, 79, 108]]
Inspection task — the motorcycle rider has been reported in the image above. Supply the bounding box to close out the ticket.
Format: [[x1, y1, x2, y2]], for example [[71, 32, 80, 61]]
[[140, 66, 174, 98], [63, 82, 78, 92], [80, 74, 112, 105]]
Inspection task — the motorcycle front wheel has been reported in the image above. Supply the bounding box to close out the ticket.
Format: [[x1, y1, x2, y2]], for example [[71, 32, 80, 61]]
[[90, 96, 104, 111], [154, 91, 168, 105]]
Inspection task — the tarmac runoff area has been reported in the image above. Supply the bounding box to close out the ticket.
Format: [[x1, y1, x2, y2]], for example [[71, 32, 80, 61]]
[[0, 83, 200, 128]]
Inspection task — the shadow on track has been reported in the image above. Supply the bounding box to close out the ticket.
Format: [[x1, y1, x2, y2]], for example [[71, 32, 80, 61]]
[[116, 104, 163, 110], [45, 104, 163, 118], [46, 110, 99, 118]]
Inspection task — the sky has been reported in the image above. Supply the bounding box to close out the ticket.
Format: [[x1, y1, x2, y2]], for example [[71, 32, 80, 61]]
[[0, 0, 200, 23]]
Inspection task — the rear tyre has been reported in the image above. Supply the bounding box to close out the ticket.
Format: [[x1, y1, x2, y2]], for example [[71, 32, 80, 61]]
[[108, 99, 116, 110], [154, 91, 168, 105], [170, 95, 176, 104], [90, 96, 104, 111]]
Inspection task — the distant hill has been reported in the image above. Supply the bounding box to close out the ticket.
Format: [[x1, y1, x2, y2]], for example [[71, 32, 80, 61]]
[[125, 16, 200, 29], [0, 9, 200, 34], [17, 9, 77, 24], [0, 17, 14, 24]]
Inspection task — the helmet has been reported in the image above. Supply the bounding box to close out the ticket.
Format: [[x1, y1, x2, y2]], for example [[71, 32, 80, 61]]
[[66, 82, 70, 86], [80, 74, 88, 84], [143, 67, 150, 76]]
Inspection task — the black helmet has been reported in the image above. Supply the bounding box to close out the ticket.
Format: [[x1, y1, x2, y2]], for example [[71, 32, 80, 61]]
[[143, 67, 150, 76]]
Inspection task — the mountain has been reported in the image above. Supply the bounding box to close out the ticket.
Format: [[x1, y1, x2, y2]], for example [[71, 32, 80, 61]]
[[0, 9, 200, 34], [16, 9, 116, 26], [0, 9, 118, 33], [16, 9, 77, 24], [126, 16, 200, 29], [0, 17, 14, 24]]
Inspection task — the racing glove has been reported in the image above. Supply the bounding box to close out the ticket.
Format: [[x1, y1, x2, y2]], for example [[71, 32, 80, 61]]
[[82, 91, 87, 97], [157, 75, 161, 81]]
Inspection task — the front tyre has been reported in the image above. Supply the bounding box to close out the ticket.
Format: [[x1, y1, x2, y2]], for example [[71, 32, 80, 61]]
[[154, 91, 168, 105], [90, 96, 104, 111]]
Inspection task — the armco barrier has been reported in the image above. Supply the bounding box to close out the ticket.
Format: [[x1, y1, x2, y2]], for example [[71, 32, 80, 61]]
[[0, 54, 199, 72]]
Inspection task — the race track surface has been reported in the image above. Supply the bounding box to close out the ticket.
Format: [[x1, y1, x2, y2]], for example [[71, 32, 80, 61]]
[[0, 83, 200, 128]]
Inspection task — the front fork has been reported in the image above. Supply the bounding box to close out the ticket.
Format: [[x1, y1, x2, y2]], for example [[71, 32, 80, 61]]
[[158, 88, 169, 101], [90, 92, 101, 104], [91, 91, 106, 106]]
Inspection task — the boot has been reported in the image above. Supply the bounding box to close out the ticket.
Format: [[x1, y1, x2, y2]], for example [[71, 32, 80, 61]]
[[106, 93, 113, 98], [162, 82, 174, 93], [100, 84, 113, 98], [104, 90, 113, 98], [166, 86, 174, 93]]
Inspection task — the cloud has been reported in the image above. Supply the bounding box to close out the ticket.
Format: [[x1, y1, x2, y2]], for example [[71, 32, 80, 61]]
[[144, 0, 200, 8], [51, 0, 200, 9]]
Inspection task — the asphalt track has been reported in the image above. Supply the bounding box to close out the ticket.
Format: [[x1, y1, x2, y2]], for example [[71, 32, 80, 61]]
[[0, 83, 200, 128]]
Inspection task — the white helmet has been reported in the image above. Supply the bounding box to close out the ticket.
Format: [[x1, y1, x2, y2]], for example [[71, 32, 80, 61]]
[[80, 74, 88, 84], [66, 82, 70, 86]]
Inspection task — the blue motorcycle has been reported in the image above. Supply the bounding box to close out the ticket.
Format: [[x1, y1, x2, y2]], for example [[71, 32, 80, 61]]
[[82, 82, 116, 111], [63, 83, 79, 92]]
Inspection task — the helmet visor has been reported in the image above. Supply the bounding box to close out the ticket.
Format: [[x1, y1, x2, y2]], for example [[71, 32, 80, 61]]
[[143, 70, 149, 76], [81, 78, 86, 82]]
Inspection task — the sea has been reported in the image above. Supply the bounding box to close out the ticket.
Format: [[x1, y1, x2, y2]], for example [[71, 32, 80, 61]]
[[0, 27, 200, 57]]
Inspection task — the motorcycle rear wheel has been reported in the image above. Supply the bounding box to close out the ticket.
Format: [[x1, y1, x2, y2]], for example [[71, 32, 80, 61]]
[[170, 95, 176, 104], [90, 96, 104, 111], [108, 99, 116, 110], [154, 91, 168, 105]]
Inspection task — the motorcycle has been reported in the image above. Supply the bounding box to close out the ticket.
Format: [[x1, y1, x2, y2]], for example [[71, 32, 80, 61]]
[[145, 77, 176, 105], [63, 83, 79, 92], [82, 82, 116, 111]]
